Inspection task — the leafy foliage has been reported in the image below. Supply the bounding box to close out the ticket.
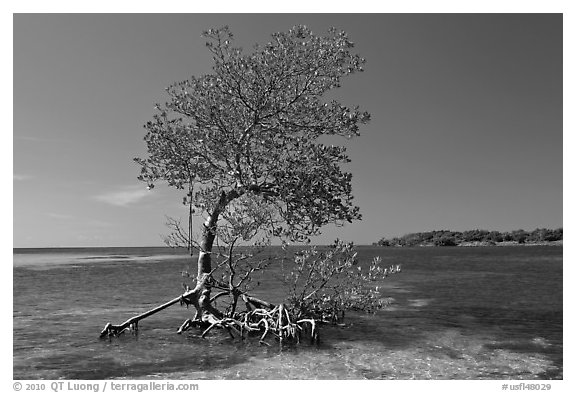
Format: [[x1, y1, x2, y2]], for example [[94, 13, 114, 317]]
[[375, 228, 563, 247], [285, 240, 401, 322], [135, 25, 370, 242]]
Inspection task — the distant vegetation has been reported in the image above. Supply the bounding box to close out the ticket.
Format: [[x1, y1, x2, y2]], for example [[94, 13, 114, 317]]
[[374, 228, 563, 247]]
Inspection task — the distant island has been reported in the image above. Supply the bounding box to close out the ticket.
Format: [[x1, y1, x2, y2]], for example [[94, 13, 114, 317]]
[[374, 228, 563, 247]]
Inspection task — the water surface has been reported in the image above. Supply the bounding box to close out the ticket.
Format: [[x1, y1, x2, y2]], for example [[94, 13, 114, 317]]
[[13, 246, 562, 379]]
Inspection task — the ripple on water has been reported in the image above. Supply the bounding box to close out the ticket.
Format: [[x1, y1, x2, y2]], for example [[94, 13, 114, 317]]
[[120, 327, 559, 380]]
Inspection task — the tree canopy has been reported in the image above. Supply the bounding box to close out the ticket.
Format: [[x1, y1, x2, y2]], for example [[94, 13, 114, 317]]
[[135, 25, 370, 243]]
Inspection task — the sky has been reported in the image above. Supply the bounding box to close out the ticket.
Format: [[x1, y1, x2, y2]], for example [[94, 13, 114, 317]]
[[12, 13, 564, 247]]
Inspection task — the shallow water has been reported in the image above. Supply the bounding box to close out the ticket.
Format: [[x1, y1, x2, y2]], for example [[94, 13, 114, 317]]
[[13, 246, 562, 379]]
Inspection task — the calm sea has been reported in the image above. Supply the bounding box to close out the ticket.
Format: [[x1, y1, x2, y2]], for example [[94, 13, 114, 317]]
[[13, 246, 562, 380]]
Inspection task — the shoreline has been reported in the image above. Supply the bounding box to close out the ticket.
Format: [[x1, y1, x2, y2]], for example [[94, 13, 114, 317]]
[[375, 240, 563, 248], [459, 240, 563, 247]]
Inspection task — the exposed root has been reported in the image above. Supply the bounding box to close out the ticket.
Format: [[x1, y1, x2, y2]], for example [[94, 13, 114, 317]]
[[187, 296, 321, 345], [258, 317, 270, 344], [100, 274, 209, 338], [297, 319, 318, 343], [177, 319, 192, 334], [100, 278, 321, 345], [201, 322, 220, 338]]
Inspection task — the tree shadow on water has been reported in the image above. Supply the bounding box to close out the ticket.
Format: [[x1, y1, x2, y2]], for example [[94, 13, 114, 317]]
[[22, 331, 283, 380], [314, 312, 427, 350]]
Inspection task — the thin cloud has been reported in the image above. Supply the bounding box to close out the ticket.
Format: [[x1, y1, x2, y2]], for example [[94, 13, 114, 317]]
[[13, 174, 32, 181], [45, 212, 73, 220], [94, 186, 152, 207]]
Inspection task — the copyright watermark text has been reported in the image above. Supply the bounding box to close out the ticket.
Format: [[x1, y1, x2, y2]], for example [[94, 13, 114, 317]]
[[13, 381, 199, 392], [502, 383, 552, 391]]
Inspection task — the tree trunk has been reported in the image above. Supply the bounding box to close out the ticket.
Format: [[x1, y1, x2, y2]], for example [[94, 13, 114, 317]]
[[196, 190, 237, 277], [195, 188, 244, 276], [192, 189, 242, 316]]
